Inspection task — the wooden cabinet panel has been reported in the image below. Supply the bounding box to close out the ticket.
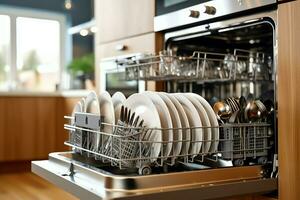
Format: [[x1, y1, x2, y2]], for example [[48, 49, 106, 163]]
[[0, 98, 6, 160], [278, 1, 300, 200], [96, 33, 158, 59], [0, 96, 80, 162], [95, 0, 154, 44], [36, 98, 57, 158], [4, 98, 38, 160], [218, 195, 277, 200]]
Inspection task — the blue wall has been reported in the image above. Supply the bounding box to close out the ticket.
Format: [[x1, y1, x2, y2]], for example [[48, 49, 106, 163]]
[[0, 0, 93, 58]]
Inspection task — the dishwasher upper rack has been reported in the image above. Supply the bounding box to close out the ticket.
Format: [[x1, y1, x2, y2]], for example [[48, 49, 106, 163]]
[[64, 114, 272, 175], [119, 49, 272, 82]]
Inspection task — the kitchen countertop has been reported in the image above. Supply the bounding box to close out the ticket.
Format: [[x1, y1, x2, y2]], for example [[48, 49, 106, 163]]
[[0, 90, 92, 97]]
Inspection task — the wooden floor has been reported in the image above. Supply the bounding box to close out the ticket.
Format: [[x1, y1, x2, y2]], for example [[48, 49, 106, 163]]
[[0, 172, 78, 200]]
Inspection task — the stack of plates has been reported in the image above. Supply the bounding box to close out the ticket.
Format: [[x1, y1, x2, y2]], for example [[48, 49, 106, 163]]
[[71, 90, 219, 161], [71, 91, 126, 152], [122, 91, 219, 160]]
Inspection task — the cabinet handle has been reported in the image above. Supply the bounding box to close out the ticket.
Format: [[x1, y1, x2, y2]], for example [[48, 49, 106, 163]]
[[115, 44, 127, 51]]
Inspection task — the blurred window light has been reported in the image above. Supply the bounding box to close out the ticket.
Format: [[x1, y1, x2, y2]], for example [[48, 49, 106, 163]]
[[0, 15, 10, 90], [16, 17, 60, 91], [0, 7, 67, 91], [65, 0, 72, 10]]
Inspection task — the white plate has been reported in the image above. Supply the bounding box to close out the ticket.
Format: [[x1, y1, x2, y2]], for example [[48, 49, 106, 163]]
[[99, 91, 115, 144], [111, 92, 126, 123], [80, 97, 85, 112], [173, 93, 203, 157], [184, 93, 212, 154], [167, 94, 190, 156], [84, 91, 101, 151], [85, 91, 100, 114], [158, 92, 182, 159], [188, 93, 219, 153], [123, 93, 162, 161], [144, 91, 173, 159]]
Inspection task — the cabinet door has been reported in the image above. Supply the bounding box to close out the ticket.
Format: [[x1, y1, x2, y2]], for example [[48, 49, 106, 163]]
[[0, 98, 6, 160], [35, 98, 57, 158], [3, 98, 38, 161], [95, 0, 155, 44], [96, 33, 158, 59], [0, 97, 80, 161], [278, 1, 300, 200]]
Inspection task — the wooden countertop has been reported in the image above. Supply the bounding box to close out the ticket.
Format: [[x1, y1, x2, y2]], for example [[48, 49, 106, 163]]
[[0, 90, 91, 97]]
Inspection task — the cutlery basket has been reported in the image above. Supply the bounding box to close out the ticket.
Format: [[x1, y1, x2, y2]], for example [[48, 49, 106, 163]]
[[64, 112, 272, 175]]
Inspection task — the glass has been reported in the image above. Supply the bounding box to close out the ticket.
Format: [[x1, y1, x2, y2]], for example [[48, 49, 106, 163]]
[[16, 17, 60, 91], [0, 15, 10, 90], [164, 0, 188, 7]]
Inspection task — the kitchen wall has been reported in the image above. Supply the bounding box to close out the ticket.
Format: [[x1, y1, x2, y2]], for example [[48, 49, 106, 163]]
[[0, 0, 94, 58]]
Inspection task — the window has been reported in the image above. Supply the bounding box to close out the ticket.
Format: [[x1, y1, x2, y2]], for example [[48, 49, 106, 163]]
[[17, 17, 60, 91], [0, 6, 68, 91], [0, 15, 10, 90]]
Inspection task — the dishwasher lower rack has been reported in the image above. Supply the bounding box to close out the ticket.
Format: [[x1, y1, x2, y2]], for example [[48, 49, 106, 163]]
[[31, 152, 277, 200], [64, 113, 272, 175]]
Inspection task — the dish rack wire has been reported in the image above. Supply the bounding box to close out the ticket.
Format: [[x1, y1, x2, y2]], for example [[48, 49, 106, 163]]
[[119, 49, 272, 82], [64, 113, 272, 175]]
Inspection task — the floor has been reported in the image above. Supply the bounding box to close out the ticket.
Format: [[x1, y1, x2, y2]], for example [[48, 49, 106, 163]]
[[0, 172, 78, 200]]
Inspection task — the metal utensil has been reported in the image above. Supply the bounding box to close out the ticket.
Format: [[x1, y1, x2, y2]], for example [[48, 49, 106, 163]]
[[213, 101, 232, 121], [120, 105, 124, 121], [129, 112, 135, 126], [124, 107, 128, 123], [239, 96, 247, 122], [244, 101, 264, 122]]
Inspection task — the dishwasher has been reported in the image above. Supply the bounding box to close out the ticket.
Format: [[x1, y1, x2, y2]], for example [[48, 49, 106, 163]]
[[32, 1, 279, 199]]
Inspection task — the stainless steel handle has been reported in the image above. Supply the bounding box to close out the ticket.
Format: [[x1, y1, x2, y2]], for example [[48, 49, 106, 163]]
[[115, 44, 127, 51]]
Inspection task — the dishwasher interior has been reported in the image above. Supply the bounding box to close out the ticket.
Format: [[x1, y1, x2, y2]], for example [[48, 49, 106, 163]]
[[32, 12, 278, 200], [120, 17, 277, 172]]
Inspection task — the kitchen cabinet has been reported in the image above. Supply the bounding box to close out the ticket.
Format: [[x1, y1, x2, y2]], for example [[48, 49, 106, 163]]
[[278, 1, 300, 200], [0, 96, 79, 161], [94, 0, 162, 92], [95, 0, 155, 44], [220, 196, 277, 200], [96, 33, 161, 59], [95, 32, 163, 92]]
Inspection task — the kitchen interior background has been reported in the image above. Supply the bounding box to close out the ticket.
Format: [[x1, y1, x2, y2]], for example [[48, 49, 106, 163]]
[[0, 0, 95, 91], [0, 0, 299, 199], [0, 0, 94, 199]]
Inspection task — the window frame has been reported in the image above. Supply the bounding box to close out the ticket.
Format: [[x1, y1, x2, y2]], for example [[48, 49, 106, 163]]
[[0, 5, 71, 91]]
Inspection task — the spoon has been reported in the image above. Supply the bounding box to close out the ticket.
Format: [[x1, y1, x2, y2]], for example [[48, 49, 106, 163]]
[[213, 101, 232, 121], [245, 101, 263, 122]]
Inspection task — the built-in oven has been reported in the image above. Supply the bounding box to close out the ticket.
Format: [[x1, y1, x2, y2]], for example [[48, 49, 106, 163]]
[[156, 0, 212, 16], [99, 54, 146, 97], [155, 0, 276, 31], [32, 1, 280, 199]]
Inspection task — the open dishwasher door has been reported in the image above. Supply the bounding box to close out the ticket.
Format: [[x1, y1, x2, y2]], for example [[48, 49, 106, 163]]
[[32, 152, 277, 200]]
